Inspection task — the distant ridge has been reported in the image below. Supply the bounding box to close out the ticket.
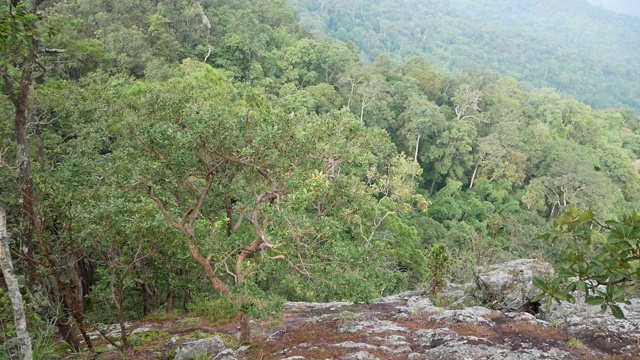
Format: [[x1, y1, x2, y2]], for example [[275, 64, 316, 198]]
[[290, 0, 640, 111], [586, 0, 640, 18]]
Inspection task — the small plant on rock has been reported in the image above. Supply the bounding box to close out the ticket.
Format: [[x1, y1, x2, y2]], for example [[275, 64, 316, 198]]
[[568, 337, 584, 349], [426, 243, 452, 294]]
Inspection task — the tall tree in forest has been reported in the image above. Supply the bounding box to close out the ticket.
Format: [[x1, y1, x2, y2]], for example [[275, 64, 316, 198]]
[[0, 208, 33, 360], [0, 1, 87, 350]]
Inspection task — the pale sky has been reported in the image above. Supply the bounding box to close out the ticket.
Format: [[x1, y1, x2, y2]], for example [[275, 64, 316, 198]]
[[585, 0, 640, 17]]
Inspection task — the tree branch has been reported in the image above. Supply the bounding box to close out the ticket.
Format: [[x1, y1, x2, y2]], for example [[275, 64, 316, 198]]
[[139, 181, 190, 235]]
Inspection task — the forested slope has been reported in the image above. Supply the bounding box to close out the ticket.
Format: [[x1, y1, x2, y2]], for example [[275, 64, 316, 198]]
[[1, 0, 640, 356], [290, 0, 640, 111]]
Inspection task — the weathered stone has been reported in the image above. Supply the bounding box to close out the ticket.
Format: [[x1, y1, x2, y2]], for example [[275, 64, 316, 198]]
[[174, 336, 226, 360], [337, 351, 380, 360], [540, 292, 640, 339], [474, 259, 555, 312], [165, 336, 179, 347], [423, 337, 502, 359], [339, 318, 408, 333], [330, 341, 378, 350], [86, 322, 134, 340], [131, 327, 151, 335], [213, 345, 249, 360], [427, 306, 497, 325]]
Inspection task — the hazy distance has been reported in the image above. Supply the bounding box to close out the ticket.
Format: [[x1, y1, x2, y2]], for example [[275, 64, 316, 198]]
[[586, 0, 640, 17]]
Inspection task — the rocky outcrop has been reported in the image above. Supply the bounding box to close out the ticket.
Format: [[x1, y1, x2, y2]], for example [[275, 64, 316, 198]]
[[474, 259, 555, 312], [173, 337, 227, 360], [253, 259, 638, 359], [68, 259, 639, 360]]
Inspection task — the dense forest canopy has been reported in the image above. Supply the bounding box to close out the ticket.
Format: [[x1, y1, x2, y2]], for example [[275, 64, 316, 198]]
[[1, 0, 639, 357], [289, 0, 640, 111]]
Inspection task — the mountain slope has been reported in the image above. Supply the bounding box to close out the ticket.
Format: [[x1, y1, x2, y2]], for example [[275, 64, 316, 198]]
[[289, 0, 640, 111]]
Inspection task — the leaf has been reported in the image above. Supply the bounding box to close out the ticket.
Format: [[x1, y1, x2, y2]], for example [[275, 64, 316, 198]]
[[531, 293, 546, 303], [538, 233, 551, 240], [610, 305, 625, 319], [555, 291, 569, 302], [584, 296, 605, 306], [532, 277, 547, 291], [577, 210, 594, 223]]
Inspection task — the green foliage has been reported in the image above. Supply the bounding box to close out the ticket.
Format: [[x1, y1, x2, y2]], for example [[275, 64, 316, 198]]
[[425, 243, 452, 293], [533, 209, 640, 318], [291, 0, 640, 111], [189, 296, 239, 325], [2, 0, 640, 348], [0, 287, 16, 339]]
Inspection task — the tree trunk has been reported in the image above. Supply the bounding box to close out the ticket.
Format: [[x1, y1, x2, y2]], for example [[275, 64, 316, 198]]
[[414, 134, 421, 163], [12, 51, 39, 293], [0, 208, 34, 360], [183, 289, 192, 311], [469, 163, 479, 189], [238, 311, 251, 344], [166, 274, 173, 313], [187, 240, 230, 295], [137, 280, 154, 316], [429, 177, 436, 195]]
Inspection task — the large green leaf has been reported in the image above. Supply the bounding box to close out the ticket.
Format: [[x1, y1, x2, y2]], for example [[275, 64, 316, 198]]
[[610, 305, 625, 319]]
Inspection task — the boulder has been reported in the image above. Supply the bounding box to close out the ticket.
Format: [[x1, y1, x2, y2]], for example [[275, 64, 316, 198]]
[[474, 259, 554, 312], [174, 336, 227, 360]]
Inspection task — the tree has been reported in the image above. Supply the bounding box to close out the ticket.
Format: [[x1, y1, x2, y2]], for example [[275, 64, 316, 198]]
[[401, 57, 444, 102], [0, 1, 88, 350], [109, 62, 424, 342], [395, 95, 445, 162], [423, 121, 476, 193], [0, 208, 33, 360]]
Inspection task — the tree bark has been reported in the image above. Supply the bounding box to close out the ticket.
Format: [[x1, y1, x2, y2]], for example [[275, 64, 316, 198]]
[[187, 240, 230, 295], [469, 163, 479, 189], [166, 274, 173, 313], [0, 208, 34, 360], [238, 311, 251, 344]]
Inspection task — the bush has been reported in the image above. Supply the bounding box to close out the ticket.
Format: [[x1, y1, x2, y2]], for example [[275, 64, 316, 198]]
[[425, 243, 452, 293], [533, 209, 640, 318], [188, 296, 239, 324]]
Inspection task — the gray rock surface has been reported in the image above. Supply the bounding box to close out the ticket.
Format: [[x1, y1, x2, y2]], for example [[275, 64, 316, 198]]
[[338, 351, 380, 360], [474, 259, 555, 312], [174, 336, 227, 360], [541, 289, 640, 336], [80, 259, 640, 360], [258, 259, 639, 359]]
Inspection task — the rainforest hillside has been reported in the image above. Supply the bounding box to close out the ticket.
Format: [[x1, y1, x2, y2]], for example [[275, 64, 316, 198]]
[[290, 0, 640, 111], [1, 0, 640, 357]]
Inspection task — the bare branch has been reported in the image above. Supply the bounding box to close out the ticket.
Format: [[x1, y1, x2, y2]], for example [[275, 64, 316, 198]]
[[203, 45, 211, 63], [139, 181, 190, 235], [39, 48, 66, 54]]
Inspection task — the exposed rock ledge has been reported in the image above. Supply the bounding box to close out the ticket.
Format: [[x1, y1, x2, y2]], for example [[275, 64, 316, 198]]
[[64, 259, 640, 359], [232, 259, 640, 359]]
